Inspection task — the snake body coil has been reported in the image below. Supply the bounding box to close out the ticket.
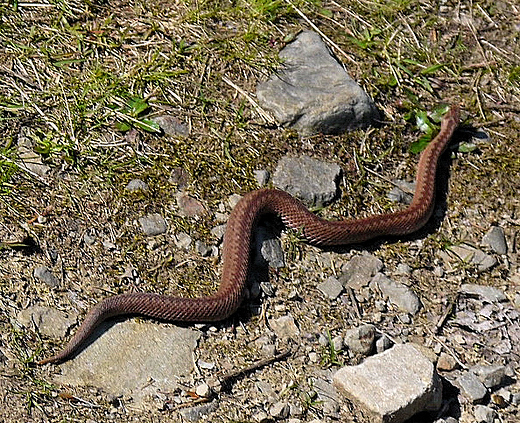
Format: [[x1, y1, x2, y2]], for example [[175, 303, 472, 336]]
[[40, 105, 460, 364]]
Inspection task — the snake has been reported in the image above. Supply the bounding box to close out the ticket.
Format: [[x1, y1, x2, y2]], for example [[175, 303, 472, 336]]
[[39, 105, 460, 365]]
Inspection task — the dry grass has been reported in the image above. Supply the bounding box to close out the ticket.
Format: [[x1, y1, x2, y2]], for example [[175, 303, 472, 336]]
[[1, 0, 519, 421]]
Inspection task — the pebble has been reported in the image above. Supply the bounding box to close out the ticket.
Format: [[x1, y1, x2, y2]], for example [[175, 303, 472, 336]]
[[139, 213, 167, 236], [339, 254, 383, 290], [254, 169, 270, 186], [177, 193, 206, 217], [473, 404, 496, 423], [211, 224, 226, 242], [17, 305, 75, 338], [269, 401, 290, 419], [125, 178, 149, 192], [481, 226, 507, 254], [317, 276, 343, 299], [457, 371, 488, 403], [471, 364, 506, 389], [195, 240, 212, 257], [174, 232, 192, 250], [375, 334, 393, 353], [370, 273, 421, 315], [387, 180, 415, 204], [195, 383, 211, 398], [270, 314, 300, 338], [152, 115, 189, 136], [344, 324, 375, 356], [436, 352, 458, 371], [253, 411, 270, 423], [460, 283, 507, 303], [33, 266, 60, 288]]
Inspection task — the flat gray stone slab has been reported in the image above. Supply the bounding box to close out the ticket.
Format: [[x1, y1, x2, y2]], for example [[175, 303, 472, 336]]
[[272, 155, 341, 208], [257, 30, 377, 136], [333, 344, 442, 423], [55, 320, 200, 407]]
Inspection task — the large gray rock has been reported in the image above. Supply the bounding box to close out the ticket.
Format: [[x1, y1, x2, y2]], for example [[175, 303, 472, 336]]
[[54, 320, 200, 407], [257, 31, 377, 136], [333, 344, 442, 423]]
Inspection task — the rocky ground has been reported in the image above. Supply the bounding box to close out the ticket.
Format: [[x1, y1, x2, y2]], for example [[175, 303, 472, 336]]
[[1, 0, 520, 422]]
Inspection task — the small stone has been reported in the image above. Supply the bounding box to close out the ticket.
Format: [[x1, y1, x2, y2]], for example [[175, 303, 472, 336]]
[[272, 155, 341, 208], [211, 224, 226, 242], [375, 334, 392, 353], [387, 181, 415, 204], [174, 232, 192, 250], [195, 383, 211, 398], [436, 352, 458, 371], [228, 193, 243, 209], [332, 336, 343, 352], [270, 315, 300, 338], [83, 231, 96, 246], [139, 213, 167, 236], [481, 226, 507, 254], [270, 401, 290, 419], [433, 266, 444, 277], [395, 263, 412, 275], [339, 254, 383, 289], [253, 411, 270, 423], [152, 115, 189, 136], [179, 402, 217, 422], [195, 240, 212, 257], [457, 371, 487, 403], [471, 365, 506, 389], [125, 179, 149, 192], [177, 193, 205, 217], [473, 405, 495, 423], [17, 305, 75, 338], [33, 266, 60, 288], [256, 225, 285, 268], [317, 276, 343, 299], [460, 284, 507, 303], [344, 324, 375, 356], [370, 273, 421, 315], [254, 169, 270, 186], [307, 351, 318, 363]]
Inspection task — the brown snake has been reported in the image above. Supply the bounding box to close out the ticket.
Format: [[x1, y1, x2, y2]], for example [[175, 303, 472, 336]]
[[39, 105, 460, 365]]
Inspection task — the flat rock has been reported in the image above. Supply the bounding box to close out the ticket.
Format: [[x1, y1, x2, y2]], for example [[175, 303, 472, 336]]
[[460, 283, 507, 303], [339, 253, 383, 290], [17, 305, 76, 339], [457, 371, 487, 403], [481, 226, 507, 254], [33, 266, 60, 288], [370, 273, 421, 315], [333, 344, 442, 423], [55, 320, 200, 407], [256, 31, 377, 135], [272, 155, 341, 208], [317, 276, 343, 299]]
